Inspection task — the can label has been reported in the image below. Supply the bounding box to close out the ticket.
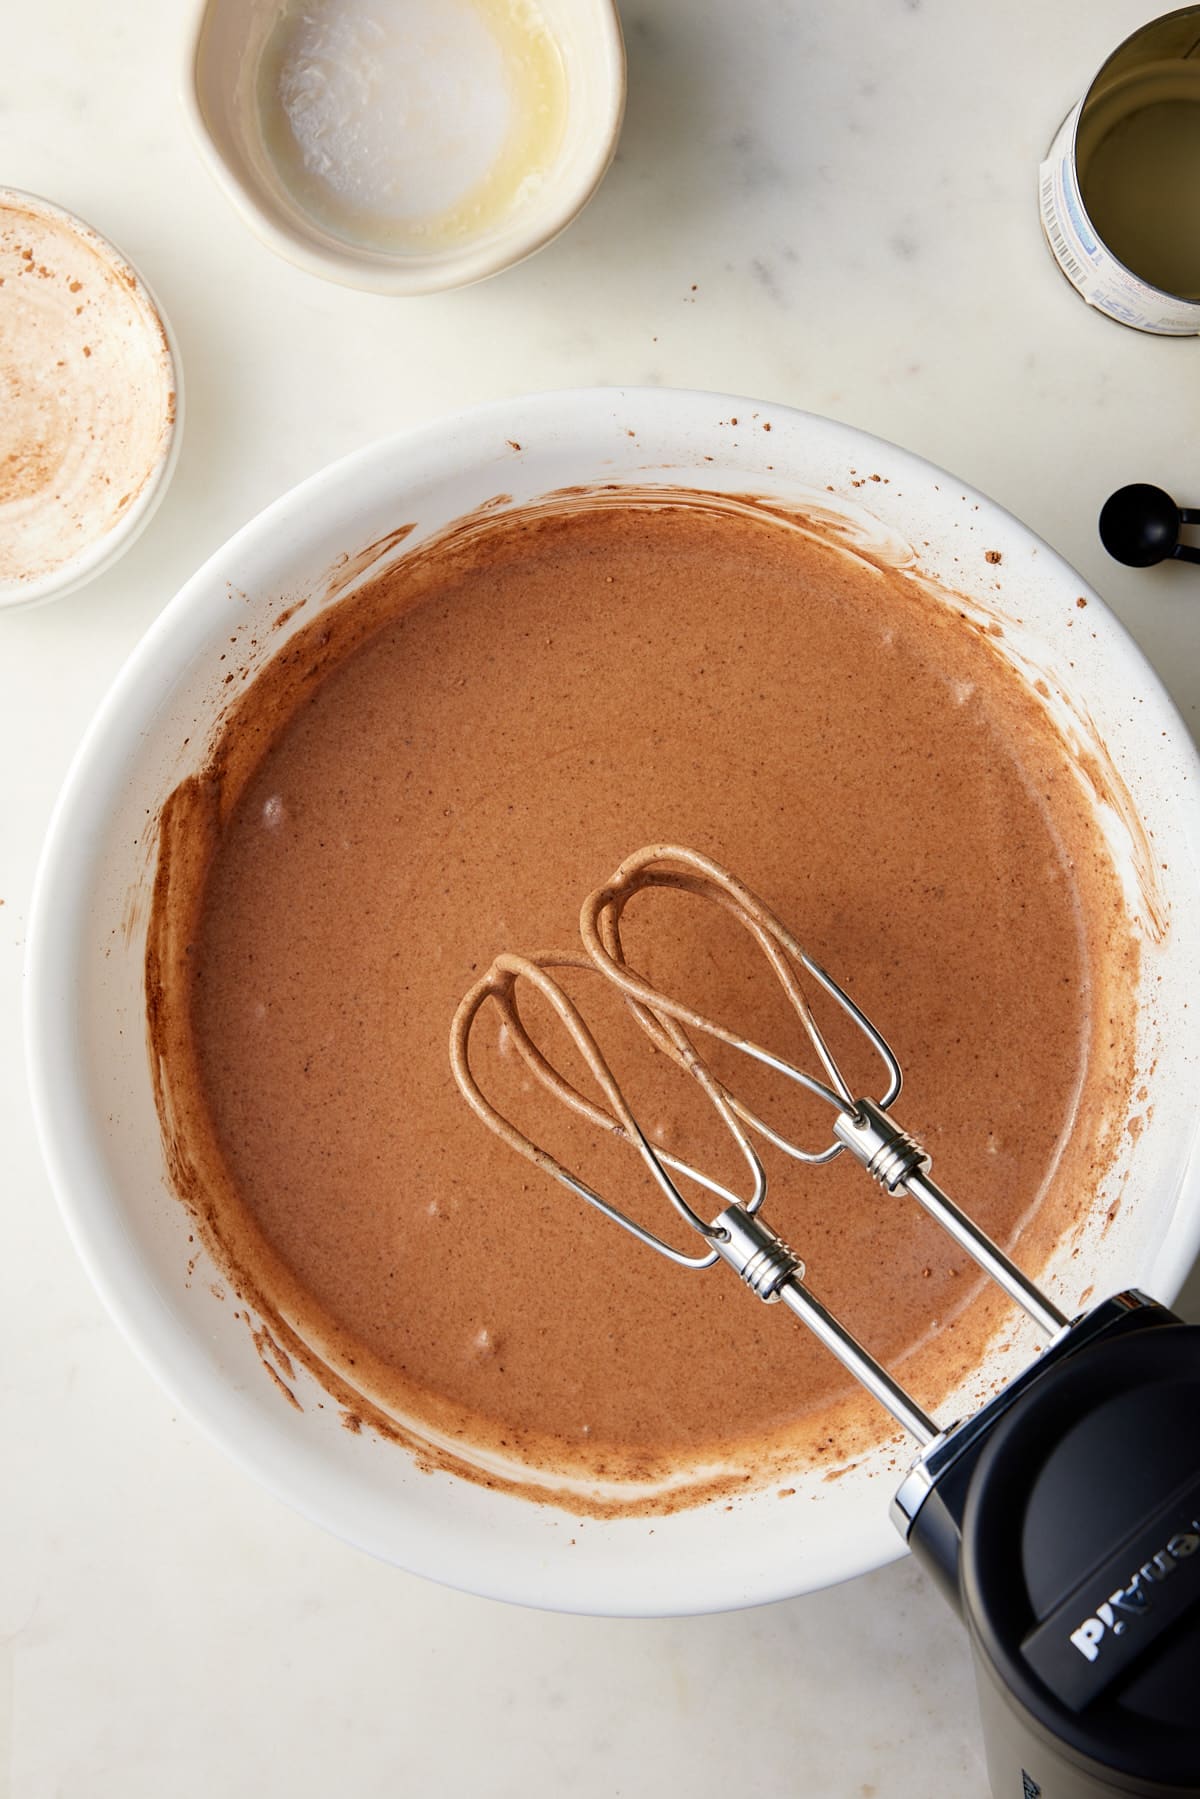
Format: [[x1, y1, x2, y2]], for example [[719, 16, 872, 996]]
[[1039, 101, 1200, 335]]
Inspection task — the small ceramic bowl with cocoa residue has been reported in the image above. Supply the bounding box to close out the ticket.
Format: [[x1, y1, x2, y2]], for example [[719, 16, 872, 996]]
[[0, 190, 182, 610]]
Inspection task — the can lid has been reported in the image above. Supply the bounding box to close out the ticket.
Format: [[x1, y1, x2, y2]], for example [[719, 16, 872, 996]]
[[961, 1325, 1200, 1790]]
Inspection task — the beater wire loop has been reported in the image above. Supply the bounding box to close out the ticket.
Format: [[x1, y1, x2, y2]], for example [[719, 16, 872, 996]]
[[450, 949, 768, 1269], [580, 845, 901, 1163]]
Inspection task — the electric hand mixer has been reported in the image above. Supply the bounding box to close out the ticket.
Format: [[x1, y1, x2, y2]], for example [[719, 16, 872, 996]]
[[451, 846, 1200, 1799]]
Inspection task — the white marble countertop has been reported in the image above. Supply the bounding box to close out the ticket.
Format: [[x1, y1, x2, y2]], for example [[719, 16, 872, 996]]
[[4, 2, 1200, 1794]]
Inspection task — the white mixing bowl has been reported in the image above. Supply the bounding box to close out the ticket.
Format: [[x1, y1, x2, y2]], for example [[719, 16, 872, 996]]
[[25, 389, 1200, 1614]]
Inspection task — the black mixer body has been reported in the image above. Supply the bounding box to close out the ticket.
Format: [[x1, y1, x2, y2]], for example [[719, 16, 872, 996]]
[[898, 1296, 1200, 1797]]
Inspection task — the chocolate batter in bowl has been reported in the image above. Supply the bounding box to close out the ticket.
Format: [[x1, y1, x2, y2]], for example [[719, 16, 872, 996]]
[[26, 390, 1200, 1613]]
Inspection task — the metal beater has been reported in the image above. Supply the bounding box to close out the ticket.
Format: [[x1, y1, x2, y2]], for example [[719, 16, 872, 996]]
[[452, 846, 1200, 1798]]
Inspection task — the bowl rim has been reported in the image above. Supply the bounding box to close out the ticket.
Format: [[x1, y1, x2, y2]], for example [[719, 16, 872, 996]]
[[180, 0, 627, 295], [25, 386, 1200, 1614], [0, 187, 184, 611]]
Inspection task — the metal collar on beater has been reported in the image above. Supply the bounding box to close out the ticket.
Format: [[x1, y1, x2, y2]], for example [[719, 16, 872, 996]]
[[450, 845, 1070, 1447]]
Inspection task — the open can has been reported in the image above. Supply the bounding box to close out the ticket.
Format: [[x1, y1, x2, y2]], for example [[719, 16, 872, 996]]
[[1039, 6, 1200, 335]]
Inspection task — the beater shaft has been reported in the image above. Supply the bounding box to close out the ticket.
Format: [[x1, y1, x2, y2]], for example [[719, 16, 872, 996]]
[[714, 1205, 939, 1443], [833, 1100, 1069, 1337]]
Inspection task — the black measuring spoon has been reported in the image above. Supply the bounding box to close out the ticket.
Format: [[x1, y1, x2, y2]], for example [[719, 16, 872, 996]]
[[1100, 482, 1200, 567]]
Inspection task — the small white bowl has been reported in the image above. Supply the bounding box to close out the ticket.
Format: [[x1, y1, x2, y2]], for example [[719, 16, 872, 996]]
[[0, 190, 182, 611], [182, 0, 626, 295], [25, 389, 1200, 1616]]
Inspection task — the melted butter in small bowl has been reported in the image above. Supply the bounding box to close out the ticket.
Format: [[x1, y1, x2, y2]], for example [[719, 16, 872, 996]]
[[258, 0, 569, 254], [186, 0, 624, 292]]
